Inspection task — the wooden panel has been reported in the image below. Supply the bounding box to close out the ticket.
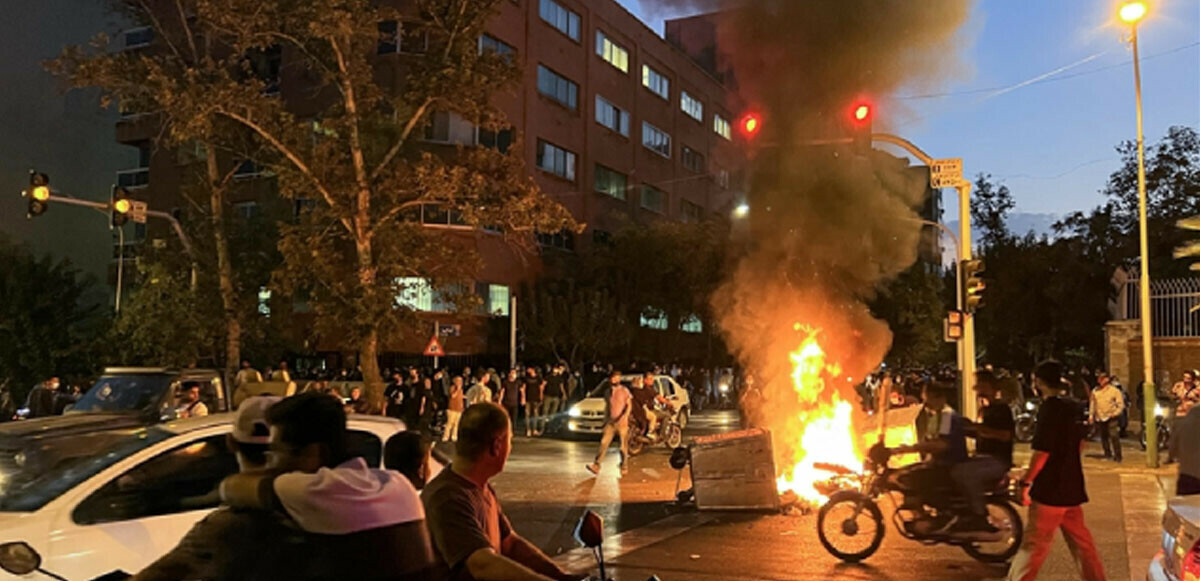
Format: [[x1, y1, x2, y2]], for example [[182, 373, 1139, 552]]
[[690, 428, 779, 511]]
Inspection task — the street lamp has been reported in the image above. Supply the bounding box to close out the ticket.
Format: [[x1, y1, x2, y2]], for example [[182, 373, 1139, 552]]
[[733, 203, 750, 218], [1120, 0, 1157, 467]]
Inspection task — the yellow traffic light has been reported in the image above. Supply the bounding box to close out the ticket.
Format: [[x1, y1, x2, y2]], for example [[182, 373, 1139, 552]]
[[30, 185, 50, 202], [113, 198, 132, 214]]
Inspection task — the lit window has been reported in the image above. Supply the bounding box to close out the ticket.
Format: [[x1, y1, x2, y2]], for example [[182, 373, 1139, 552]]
[[488, 284, 511, 316], [595, 31, 629, 73], [595, 95, 629, 136], [539, 0, 580, 41], [640, 308, 668, 330], [395, 277, 433, 311], [641, 122, 671, 158], [681, 91, 704, 122], [642, 65, 669, 100], [713, 114, 732, 140], [258, 287, 272, 317], [681, 314, 703, 334]]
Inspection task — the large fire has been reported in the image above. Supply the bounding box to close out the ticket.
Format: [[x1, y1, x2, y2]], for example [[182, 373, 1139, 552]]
[[772, 328, 918, 505]]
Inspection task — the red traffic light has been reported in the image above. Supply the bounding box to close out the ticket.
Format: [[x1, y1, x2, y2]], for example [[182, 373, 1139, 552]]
[[739, 113, 762, 138], [852, 102, 872, 124]]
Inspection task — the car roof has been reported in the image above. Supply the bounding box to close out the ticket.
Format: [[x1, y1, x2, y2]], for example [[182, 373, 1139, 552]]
[[156, 412, 404, 435]]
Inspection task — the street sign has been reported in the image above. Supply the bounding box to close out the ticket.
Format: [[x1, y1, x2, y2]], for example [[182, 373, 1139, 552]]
[[423, 335, 446, 357], [930, 157, 963, 188], [438, 323, 461, 337], [130, 200, 148, 224]]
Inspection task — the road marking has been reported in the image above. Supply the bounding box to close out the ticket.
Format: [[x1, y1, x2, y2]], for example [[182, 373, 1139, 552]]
[[553, 511, 716, 572], [1121, 473, 1167, 581]]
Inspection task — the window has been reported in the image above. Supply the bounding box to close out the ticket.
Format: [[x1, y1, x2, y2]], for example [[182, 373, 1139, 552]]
[[681, 91, 704, 122], [395, 277, 433, 311], [379, 21, 428, 54], [488, 284, 510, 316], [424, 111, 476, 144], [477, 127, 513, 153], [479, 34, 515, 59], [539, 0, 581, 41], [536, 140, 576, 181], [640, 308, 668, 330], [123, 27, 154, 50], [257, 287, 271, 317], [681, 146, 705, 173], [537, 65, 578, 110], [595, 31, 629, 73], [713, 113, 732, 140], [73, 435, 239, 525], [641, 122, 671, 158], [681, 199, 704, 223], [681, 314, 703, 334], [417, 204, 467, 227], [594, 95, 629, 136], [640, 184, 666, 213], [234, 201, 261, 219], [594, 165, 627, 200], [592, 229, 612, 246], [642, 65, 669, 100], [715, 167, 730, 189], [537, 230, 575, 251]]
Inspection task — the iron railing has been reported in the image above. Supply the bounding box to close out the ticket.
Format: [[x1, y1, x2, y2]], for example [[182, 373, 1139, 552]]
[[1116, 276, 1200, 337]]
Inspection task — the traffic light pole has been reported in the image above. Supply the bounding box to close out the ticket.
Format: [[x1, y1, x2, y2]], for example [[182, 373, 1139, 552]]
[[38, 192, 197, 290], [873, 133, 978, 420]]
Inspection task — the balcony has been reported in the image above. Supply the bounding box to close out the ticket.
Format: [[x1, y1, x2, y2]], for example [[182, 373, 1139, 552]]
[[116, 168, 149, 190]]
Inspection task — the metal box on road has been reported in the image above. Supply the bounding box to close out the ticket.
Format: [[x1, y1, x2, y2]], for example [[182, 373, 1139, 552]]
[[690, 428, 779, 511]]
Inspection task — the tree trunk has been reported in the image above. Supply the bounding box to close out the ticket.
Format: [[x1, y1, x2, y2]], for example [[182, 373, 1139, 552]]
[[360, 327, 384, 413], [206, 146, 240, 397]]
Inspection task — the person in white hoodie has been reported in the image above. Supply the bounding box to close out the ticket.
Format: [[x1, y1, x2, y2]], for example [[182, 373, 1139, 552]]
[[221, 392, 435, 580]]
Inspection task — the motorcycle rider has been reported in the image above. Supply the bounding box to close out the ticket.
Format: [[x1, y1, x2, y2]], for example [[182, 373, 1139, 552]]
[[892, 382, 970, 533], [640, 371, 672, 435], [952, 370, 1014, 536]]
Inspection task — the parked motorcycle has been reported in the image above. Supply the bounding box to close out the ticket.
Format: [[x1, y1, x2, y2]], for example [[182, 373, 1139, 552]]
[[627, 405, 684, 456], [816, 443, 1024, 564], [1140, 399, 1172, 452], [0, 541, 129, 580], [1013, 397, 1040, 443]]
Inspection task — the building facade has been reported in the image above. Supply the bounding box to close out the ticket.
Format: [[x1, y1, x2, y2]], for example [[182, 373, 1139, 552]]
[[111, 0, 748, 364]]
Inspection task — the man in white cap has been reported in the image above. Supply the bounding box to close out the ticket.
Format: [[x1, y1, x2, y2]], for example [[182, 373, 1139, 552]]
[[132, 396, 306, 581]]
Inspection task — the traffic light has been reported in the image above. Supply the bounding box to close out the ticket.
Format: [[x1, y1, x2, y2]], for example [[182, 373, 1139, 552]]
[[23, 171, 51, 218], [848, 100, 873, 152], [110, 185, 132, 228], [739, 112, 762, 140], [944, 310, 964, 342], [962, 259, 985, 313]]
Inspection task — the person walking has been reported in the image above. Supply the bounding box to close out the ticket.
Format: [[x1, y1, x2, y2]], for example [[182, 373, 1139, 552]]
[[1007, 361, 1106, 581], [523, 366, 546, 436], [466, 371, 493, 406], [499, 370, 523, 434], [1090, 372, 1125, 462], [586, 371, 632, 477], [444, 376, 465, 442]]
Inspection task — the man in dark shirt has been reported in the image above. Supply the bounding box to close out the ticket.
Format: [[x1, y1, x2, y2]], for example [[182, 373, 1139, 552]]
[[543, 364, 568, 420], [523, 366, 545, 436], [1007, 361, 1105, 581], [951, 370, 1014, 534], [422, 403, 585, 581]]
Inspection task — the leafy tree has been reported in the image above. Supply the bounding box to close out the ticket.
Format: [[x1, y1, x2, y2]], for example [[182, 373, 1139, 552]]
[[971, 173, 1015, 249], [871, 264, 949, 367], [523, 279, 633, 369], [106, 260, 224, 367], [0, 236, 107, 402]]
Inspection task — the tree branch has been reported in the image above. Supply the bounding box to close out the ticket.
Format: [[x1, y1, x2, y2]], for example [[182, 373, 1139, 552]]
[[173, 0, 198, 61], [370, 97, 433, 181]]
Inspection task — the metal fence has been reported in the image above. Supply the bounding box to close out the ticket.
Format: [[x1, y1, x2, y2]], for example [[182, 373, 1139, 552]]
[[1116, 276, 1200, 337]]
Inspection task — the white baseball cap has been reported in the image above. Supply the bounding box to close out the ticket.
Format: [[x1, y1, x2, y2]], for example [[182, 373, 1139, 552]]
[[232, 396, 281, 444]]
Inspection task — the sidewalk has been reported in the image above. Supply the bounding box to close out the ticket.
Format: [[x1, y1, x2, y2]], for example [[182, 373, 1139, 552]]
[[555, 442, 1178, 581]]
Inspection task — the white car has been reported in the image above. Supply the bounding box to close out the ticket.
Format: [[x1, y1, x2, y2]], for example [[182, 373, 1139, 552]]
[[563, 374, 691, 436], [0, 413, 404, 579], [1148, 494, 1200, 581]]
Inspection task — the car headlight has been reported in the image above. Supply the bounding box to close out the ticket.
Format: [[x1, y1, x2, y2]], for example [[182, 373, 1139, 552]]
[[1025, 401, 1035, 411], [1155, 404, 1166, 418], [568, 406, 582, 418]]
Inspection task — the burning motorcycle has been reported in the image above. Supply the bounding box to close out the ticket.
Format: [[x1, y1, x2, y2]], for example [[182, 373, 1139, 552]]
[[628, 404, 684, 456], [815, 443, 1024, 564]]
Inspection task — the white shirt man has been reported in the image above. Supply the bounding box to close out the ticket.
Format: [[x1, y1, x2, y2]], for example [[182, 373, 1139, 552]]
[[466, 375, 494, 406]]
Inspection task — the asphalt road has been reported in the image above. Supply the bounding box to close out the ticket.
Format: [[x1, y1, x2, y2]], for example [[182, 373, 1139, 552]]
[[434, 409, 1162, 580]]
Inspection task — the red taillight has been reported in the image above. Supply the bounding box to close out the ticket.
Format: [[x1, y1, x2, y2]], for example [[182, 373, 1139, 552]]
[[1182, 537, 1200, 580]]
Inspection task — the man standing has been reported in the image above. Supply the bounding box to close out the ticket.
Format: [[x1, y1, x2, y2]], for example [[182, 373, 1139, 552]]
[[953, 370, 1014, 535], [235, 360, 263, 391], [467, 371, 493, 406], [586, 371, 631, 476], [543, 364, 568, 422], [445, 375, 466, 442], [523, 366, 545, 437], [385, 371, 406, 419], [499, 370, 523, 433], [422, 403, 585, 581], [1090, 372, 1125, 462], [1007, 361, 1105, 581]]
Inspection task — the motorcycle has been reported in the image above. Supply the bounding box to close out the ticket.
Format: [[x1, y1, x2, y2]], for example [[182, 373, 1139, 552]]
[[816, 443, 1024, 564], [627, 405, 684, 456], [0, 541, 129, 580], [1013, 397, 1040, 443], [1140, 399, 1172, 452]]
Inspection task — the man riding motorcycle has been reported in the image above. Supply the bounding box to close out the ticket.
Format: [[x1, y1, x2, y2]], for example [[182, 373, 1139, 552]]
[[953, 370, 1014, 535], [629, 373, 671, 439], [891, 382, 973, 535]]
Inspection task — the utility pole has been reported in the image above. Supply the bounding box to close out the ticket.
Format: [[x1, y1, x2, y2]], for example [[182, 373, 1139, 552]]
[[510, 295, 518, 369]]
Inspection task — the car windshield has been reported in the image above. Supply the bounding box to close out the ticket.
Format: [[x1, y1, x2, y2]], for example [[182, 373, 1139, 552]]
[[71, 374, 174, 414], [0, 427, 174, 512]]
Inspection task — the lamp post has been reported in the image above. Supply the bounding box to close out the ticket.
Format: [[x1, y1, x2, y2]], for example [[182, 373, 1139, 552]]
[[1120, 0, 1157, 468]]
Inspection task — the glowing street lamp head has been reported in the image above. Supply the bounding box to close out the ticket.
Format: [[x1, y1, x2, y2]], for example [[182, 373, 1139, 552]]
[[733, 203, 750, 218], [1119, 1, 1148, 24]]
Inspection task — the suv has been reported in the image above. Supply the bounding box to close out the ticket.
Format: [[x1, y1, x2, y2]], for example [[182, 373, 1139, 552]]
[[68, 367, 229, 424]]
